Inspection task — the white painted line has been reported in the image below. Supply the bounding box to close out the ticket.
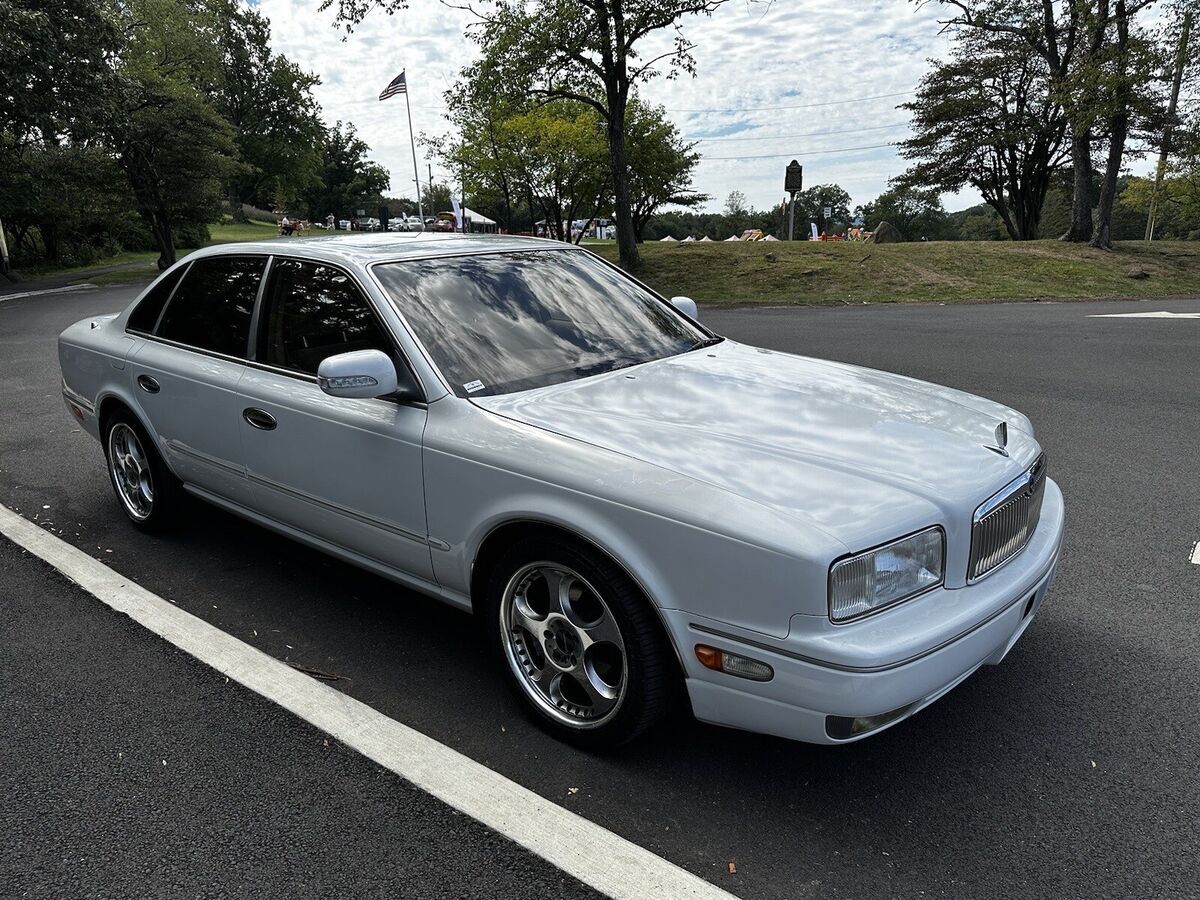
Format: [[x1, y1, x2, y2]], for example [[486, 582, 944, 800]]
[[0, 283, 97, 302], [1191, 542, 1200, 565], [1087, 310, 1200, 318], [0, 503, 736, 900]]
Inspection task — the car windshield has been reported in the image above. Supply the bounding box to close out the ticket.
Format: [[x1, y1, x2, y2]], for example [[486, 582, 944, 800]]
[[373, 249, 709, 396]]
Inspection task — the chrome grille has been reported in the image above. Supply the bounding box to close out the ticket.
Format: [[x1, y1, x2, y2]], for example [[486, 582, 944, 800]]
[[968, 454, 1047, 581]]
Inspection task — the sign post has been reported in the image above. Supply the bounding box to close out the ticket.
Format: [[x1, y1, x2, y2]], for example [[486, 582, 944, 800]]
[[784, 160, 803, 241]]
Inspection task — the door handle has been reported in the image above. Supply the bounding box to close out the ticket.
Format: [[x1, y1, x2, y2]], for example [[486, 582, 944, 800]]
[[137, 374, 160, 394], [242, 407, 277, 431]]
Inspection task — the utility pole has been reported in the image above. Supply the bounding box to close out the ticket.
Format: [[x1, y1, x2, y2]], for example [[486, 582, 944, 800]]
[[1146, 11, 1191, 241]]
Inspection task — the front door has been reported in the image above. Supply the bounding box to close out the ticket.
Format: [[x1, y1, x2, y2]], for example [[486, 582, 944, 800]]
[[237, 257, 434, 582], [128, 255, 267, 506]]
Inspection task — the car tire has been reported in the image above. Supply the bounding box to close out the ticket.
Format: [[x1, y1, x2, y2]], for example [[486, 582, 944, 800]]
[[484, 536, 677, 750], [102, 408, 184, 533]]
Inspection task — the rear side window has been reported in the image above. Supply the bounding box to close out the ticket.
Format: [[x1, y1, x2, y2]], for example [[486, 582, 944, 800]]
[[156, 256, 265, 358], [257, 258, 393, 375], [127, 264, 187, 333]]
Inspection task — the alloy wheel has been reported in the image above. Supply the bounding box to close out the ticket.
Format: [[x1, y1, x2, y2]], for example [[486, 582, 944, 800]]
[[499, 561, 628, 728], [108, 422, 154, 521]]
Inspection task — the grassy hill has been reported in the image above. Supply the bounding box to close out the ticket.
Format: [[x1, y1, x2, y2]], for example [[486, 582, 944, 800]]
[[591, 239, 1200, 305], [45, 228, 1200, 303]]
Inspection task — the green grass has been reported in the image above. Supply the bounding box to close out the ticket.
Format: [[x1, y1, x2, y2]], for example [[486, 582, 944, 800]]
[[591, 239, 1200, 305], [25, 222, 1200, 302]]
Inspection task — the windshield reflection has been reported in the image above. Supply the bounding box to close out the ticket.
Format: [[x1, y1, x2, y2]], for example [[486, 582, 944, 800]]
[[374, 250, 707, 396]]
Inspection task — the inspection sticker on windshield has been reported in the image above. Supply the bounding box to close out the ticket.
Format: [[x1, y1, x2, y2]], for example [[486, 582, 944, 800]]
[[463, 380, 485, 394]]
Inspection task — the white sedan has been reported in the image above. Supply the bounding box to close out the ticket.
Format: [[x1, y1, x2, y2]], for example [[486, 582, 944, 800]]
[[58, 233, 1064, 748]]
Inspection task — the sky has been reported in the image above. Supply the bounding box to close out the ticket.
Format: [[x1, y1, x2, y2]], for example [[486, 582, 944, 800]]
[[256, 0, 979, 213]]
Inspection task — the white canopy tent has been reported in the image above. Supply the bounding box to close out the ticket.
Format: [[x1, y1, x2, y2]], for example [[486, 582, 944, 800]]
[[659, 235, 678, 242], [462, 206, 498, 233]]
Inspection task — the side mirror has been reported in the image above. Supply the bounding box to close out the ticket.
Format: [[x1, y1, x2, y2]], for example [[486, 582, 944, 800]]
[[671, 296, 699, 321], [317, 349, 399, 399]]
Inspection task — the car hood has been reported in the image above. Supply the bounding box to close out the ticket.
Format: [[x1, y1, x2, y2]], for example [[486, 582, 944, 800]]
[[473, 340, 1040, 544]]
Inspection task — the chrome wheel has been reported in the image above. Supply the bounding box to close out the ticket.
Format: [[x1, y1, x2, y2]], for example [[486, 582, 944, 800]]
[[107, 422, 154, 521], [500, 561, 628, 728]]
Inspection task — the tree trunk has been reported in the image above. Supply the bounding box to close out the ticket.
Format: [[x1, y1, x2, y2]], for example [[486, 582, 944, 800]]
[[38, 223, 60, 261], [150, 207, 177, 270], [1091, 0, 1131, 250], [1061, 128, 1095, 241], [606, 96, 640, 269], [229, 185, 248, 223], [1090, 112, 1127, 250]]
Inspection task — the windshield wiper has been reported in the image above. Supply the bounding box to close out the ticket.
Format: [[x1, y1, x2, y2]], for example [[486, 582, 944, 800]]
[[689, 336, 724, 351]]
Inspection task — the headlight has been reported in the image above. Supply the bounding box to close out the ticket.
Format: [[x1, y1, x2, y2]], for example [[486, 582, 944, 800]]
[[829, 526, 944, 622]]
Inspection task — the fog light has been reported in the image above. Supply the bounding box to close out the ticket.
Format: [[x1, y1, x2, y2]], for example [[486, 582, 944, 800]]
[[825, 703, 915, 740], [694, 644, 773, 682]]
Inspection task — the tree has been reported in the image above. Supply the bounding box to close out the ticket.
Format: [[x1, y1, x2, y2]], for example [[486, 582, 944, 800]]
[[1083, 0, 1165, 248], [206, 0, 325, 218], [322, 0, 731, 269], [421, 182, 453, 216], [302, 123, 390, 222], [925, 0, 1169, 246], [924, 0, 1094, 240], [795, 183, 852, 234], [626, 100, 706, 239], [858, 185, 950, 240], [899, 29, 1068, 240], [0, 0, 120, 142], [106, 0, 240, 269], [723, 190, 749, 216]]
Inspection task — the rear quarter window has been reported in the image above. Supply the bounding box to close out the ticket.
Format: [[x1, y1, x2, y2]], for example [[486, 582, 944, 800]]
[[127, 264, 187, 333], [156, 255, 266, 358]]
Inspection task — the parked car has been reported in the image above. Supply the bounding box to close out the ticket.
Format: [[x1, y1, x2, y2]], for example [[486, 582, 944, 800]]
[[58, 233, 1064, 748]]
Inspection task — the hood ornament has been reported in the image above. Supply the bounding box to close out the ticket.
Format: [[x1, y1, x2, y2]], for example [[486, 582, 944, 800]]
[[985, 421, 1010, 457]]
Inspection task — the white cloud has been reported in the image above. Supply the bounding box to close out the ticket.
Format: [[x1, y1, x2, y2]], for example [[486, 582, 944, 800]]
[[256, 0, 981, 212]]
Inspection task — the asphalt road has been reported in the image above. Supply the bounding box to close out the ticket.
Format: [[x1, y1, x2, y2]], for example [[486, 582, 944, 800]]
[[3, 284, 1199, 898]]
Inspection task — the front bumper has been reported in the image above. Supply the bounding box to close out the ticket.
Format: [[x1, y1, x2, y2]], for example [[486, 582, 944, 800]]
[[668, 478, 1065, 744]]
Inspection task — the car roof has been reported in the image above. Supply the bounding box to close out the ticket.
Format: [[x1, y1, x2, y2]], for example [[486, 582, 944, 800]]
[[189, 232, 568, 268]]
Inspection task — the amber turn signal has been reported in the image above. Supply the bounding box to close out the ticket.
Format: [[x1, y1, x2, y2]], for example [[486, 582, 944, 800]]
[[694, 644, 773, 681]]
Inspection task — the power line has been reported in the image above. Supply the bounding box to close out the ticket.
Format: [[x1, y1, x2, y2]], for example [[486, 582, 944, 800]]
[[703, 142, 897, 161], [689, 122, 908, 143], [340, 88, 918, 115], [670, 90, 915, 113]]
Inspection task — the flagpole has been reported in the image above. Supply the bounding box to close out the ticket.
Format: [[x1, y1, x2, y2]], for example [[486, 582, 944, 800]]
[[403, 79, 425, 230]]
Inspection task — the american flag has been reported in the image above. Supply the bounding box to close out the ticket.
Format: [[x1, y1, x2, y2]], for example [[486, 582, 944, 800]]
[[378, 71, 407, 101]]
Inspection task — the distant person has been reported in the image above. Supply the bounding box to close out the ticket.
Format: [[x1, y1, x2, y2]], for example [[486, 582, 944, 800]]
[[280, 215, 294, 237]]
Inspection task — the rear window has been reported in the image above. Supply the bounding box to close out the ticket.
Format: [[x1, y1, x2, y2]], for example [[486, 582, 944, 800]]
[[156, 256, 266, 358], [127, 264, 187, 333]]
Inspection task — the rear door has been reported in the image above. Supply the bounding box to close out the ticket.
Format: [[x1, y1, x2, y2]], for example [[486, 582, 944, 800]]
[[128, 255, 266, 505], [237, 256, 434, 581]]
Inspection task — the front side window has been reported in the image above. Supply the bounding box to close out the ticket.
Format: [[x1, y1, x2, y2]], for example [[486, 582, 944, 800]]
[[258, 258, 393, 375], [373, 250, 707, 396], [156, 255, 265, 357]]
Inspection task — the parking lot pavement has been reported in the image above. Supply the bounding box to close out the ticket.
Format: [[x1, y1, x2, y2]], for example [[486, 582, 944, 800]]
[[0, 537, 601, 900], [3, 284, 1199, 898]]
